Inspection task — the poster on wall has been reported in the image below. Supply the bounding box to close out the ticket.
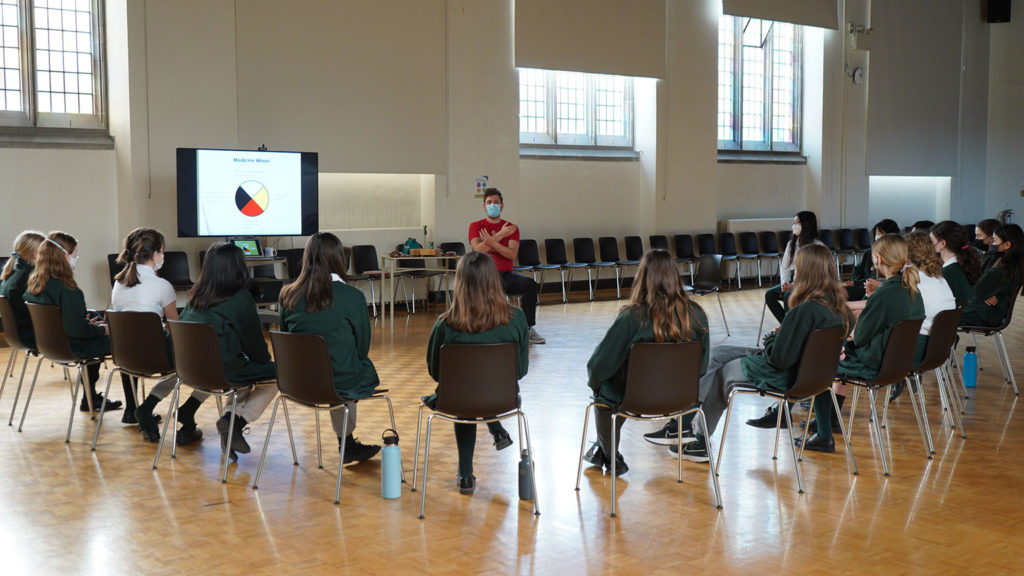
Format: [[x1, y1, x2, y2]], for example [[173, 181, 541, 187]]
[[475, 175, 489, 198]]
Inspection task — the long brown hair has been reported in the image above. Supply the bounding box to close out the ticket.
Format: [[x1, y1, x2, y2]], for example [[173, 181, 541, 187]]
[[279, 232, 347, 313], [28, 232, 78, 294], [187, 242, 249, 312], [114, 227, 166, 288], [439, 251, 513, 332], [2, 230, 45, 281], [931, 220, 982, 284], [788, 244, 853, 335], [906, 231, 943, 279], [626, 249, 699, 342], [873, 234, 919, 299]]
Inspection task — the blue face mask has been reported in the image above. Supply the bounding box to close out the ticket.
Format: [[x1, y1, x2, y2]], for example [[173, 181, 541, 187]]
[[486, 204, 501, 218]]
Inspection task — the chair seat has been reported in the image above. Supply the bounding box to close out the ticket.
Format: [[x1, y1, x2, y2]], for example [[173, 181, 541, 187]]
[[616, 259, 640, 266], [513, 265, 534, 272], [564, 263, 588, 269], [737, 254, 757, 260], [959, 324, 1003, 336], [720, 255, 738, 260], [534, 264, 561, 270], [406, 270, 445, 277], [591, 261, 616, 267], [170, 281, 194, 291], [347, 273, 370, 281], [758, 252, 780, 258], [676, 257, 697, 263]]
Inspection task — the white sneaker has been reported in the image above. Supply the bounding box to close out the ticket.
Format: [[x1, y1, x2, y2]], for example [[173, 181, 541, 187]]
[[529, 328, 546, 344]]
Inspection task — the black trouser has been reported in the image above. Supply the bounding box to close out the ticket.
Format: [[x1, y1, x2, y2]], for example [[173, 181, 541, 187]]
[[501, 271, 538, 327], [765, 284, 791, 323]]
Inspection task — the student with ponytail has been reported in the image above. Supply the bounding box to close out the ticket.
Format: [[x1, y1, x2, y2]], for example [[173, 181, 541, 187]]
[[930, 220, 982, 305], [765, 211, 826, 323], [961, 223, 1024, 327], [24, 232, 122, 412], [0, 231, 46, 348], [976, 218, 1003, 271]]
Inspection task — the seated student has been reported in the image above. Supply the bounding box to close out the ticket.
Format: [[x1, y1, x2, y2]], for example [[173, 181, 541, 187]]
[[911, 220, 935, 233], [846, 219, 899, 302], [765, 211, 826, 323], [960, 223, 1024, 328], [279, 232, 382, 463], [0, 230, 46, 349], [672, 245, 852, 461], [425, 251, 529, 495], [24, 232, 122, 412], [976, 218, 1002, 270], [585, 249, 709, 473], [930, 220, 982, 306], [179, 242, 277, 458], [800, 234, 925, 453], [112, 228, 204, 443]]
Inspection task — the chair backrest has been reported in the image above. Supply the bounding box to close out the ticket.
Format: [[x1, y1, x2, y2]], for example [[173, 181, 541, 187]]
[[0, 296, 31, 351], [624, 236, 644, 261], [517, 239, 541, 267], [598, 237, 620, 262], [269, 331, 345, 405], [440, 241, 467, 270], [718, 233, 738, 256], [544, 239, 569, 265], [870, 318, 925, 386], [738, 232, 759, 255], [166, 320, 234, 393], [105, 310, 174, 376], [26, 303, 78, 363], [915, 308, 962, 372], [158, 251, 193, 288], [786, 327, 846, 398], [572, 238, 597, 264], [758, 231, 779, 253], [351, 245, 380, 274], [696, 234, 716, 255], [673, 234, 695, 259], [107, 253, 125, 287], [836, 228, 856, 250], [649, 235, 669, 252], [818, 229, 835, 250], [619, 341, 703, 415], [436, 343, 519, 418], [994, 280, 1022, 330], [778, 230, 793, 250], [854, 228, 872, 250], [693, 254, 723, 291]]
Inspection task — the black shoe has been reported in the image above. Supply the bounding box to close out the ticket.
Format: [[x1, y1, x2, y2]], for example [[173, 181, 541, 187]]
[[608, 452, 628, 476], [122, 411, 161, 425], [795, 433, 836, 453], [217, 414, 251, 454], [583, 442, 607, 468], [644, 422, 697, 446], [341, 436, 382, 464], [669, 442, 709, 463], [140, 426, 160, 443], [80, 394, 122, 412], [491, 426, 513, 451], [746, 405, 786, 429], [458, 475, 476, 494], [175, 425, 203, 446], [888, 380, 906, 403]]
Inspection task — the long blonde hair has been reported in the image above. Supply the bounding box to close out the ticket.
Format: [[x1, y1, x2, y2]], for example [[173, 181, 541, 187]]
[[626, 249, 699, 342], [27, 231, 78, 294], [440, 252, 514, 332], [788, 244, 853, 335], [873, 234, 919, 299], [2, 230, 45, 280]]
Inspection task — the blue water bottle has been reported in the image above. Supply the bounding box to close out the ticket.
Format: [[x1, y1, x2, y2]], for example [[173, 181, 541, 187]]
[[518, 450, 534, 501], [963, 346, 978, 388], [381, 429, 402, 499]]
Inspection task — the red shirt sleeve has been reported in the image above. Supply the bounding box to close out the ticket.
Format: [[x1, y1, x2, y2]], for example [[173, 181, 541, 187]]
[[468, 220, 483, 246]]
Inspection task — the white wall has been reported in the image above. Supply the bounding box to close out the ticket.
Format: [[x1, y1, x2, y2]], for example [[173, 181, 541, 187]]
[[868, 176, 952, 227], [985, 12, 1024, 219]]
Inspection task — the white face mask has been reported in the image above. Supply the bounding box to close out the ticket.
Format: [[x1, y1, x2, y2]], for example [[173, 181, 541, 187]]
[[153, 252, 164, 271], [792, 223, 802, 236], [68, 255, 78, 270]]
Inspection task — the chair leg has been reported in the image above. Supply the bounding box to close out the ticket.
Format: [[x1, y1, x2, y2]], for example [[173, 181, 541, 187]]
[[221, 393, 239, 483], [315, 410, 323, 469], [781, 400, 804, 494], [91, 366, 119, 449], [614, 267, 621, 299], [610, 412, 619, 518], [7, 353, 38, 427], [714, 392, 738, 477], [373, 394, 406, 482], [0, 349, 14, 405], [335, 406, 349, 505], [368, 278, 378, 318], [756, 301, 767, 346], [938, 365, 967, 438], [281, 400, 297, 464], [586, 268, 594, 301], [560, 269, 567, 304], [911, 373, 936, 456], [252, 396, 282, 489], [153, 383, 179, 469], [756, 258, 762, 288], [63, 366, 85, 442], [715, 292, 730, 336], [411, 404, 426, 492], [418, 413, 435, 519], [997, 333, 1019, 395], [847, 386, 860, 445], [771, 399, 784, 460], [696, 409, 723, 509], [867, 388, 890, 476], [519, 412, 540, 515], [832, 389, 858, 475], [575, 402, 595, 491]]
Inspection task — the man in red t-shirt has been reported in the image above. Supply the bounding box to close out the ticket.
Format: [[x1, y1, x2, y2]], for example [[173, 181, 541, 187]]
[[468, 188, 544, 344]]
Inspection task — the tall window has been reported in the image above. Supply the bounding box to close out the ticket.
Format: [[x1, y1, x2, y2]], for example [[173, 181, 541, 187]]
[[519, 68, 633, 148], [718, 16, 800, 152], [0, 0, 105, 130]]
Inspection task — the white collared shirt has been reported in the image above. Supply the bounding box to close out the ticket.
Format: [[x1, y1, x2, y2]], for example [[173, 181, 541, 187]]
[[942, 256, 957, 268], [331, 273, 346, 284], [915, 268, 957, 336], [111, 264, 177, 318]]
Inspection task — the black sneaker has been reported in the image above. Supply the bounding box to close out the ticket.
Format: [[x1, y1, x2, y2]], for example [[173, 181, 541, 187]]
[[175, 425, 203, 446], [139, 426, 160, 443], [608, 452, 628, 476], [341, 436, 382, 464], [491, 426, 513, 451], [746, 405, 786, 429], [669, 442, 709, 463], [583, 442, 607, 468], [888, 380, 906, 403], [216, 414, 251, 454], [122, 411, 160, 425], [458, 475, 476, 494], [795, 433, 836, 453], [643, 422, 698, 446], [80, 394, 122, 412]]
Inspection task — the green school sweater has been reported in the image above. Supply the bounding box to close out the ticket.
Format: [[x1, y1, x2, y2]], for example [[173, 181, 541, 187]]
[[0, 257, 35, 347], [23, 277, 109, 359], [587, 304, 710, 409], [961, 266, 1020, 328], [180, 290, 274, 383], [426, 308, 530, 384], [280, 281, 379, 399], [846, 248, 876, 301], [837, 276, 925, 380], [941, 262, 973, 307], [741, 299, 850, 392]]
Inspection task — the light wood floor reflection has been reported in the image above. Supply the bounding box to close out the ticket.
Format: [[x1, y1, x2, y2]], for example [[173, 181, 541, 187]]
[[1, 287, 1022, 574]]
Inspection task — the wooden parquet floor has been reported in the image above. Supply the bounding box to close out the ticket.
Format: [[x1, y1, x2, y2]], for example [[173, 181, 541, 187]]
[[1, 287, 1022, 575]]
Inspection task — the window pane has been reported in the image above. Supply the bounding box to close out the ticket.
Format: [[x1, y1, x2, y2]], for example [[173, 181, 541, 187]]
[[34, 0, 95, 114], [518, 68, 547, 134], [741, 41, 765, 143], [771, 23, 797, 145], [717, 16, 735, 142], [555, 71, 587, 135], [594, 74, 625, 137], [0, 0, 19, 111]]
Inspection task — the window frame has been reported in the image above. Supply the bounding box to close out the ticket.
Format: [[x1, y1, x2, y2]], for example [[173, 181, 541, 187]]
[[718, 16, 801, 153], [517, 68, 634, 150], [0, 0, 107, 131]]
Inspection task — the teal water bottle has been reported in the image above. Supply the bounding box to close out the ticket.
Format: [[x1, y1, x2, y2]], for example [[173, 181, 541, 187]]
[[963, 346, 978, 388], [381, 429, 402, 499], [518, 450, 534, 501]]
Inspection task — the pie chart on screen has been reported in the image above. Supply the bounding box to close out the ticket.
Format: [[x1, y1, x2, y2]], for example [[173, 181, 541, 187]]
[[235, 181, 270, 217]]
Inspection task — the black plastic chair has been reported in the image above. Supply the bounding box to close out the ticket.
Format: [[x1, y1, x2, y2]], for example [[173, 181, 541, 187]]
[[696, 234, 716, 256], [573, 238, 615, 301], [599, 237, 637, 300], [737, 232, 762, 287], [958, 283, 1021, 397], [0, 296, 42, 427], [683, 254, 730, 336], [835, 229, 858, 277], [648, 235, 669, 252], [758, 231, 782, 282], [158, 251, 194, 291], [350, 245, 408, 318], [411, 343, 539, 518], [854, 228, 872, 251], [778, 230, 793, 253], [518, 239, 561, 296], [107, 253, 126, 287], [716, 327, 853, 492], [717, 233, 741, 289], [253, 331, 400, 504], [438, 242, 466, 304], [624, 236, 644, 262], [673, 235, 697, 285], [278, 248, 305, 279], [545, 239, 585, 303], [841, 318, 925, 476], [575, 341, 721, 516], [397, 245, 445, 314]]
